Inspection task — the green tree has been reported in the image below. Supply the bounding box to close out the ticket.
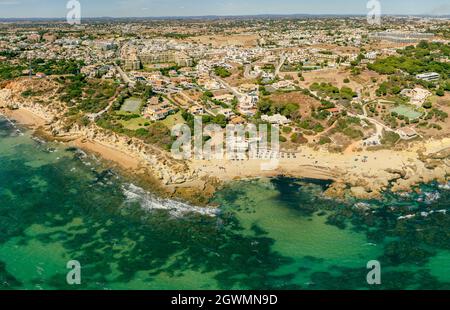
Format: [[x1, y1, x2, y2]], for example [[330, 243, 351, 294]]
[[423, 101, 433, 109]]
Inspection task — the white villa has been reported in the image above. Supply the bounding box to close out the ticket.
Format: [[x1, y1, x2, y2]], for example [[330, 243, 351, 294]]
[[400, 88, 432, 107], [261, 114, 291, 125]]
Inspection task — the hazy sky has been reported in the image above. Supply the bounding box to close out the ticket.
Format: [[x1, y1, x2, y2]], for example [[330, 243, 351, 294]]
[[0, 0, 449, 18]]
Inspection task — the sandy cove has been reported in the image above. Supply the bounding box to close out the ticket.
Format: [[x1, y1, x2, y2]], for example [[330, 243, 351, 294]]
[[1, 106, 449, 203], [191, 139, 450, 199], [0, 108, 139, 173], [0, 106, 207, 204]]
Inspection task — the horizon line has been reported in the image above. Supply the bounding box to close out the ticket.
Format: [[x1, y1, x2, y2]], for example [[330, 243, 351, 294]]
[[1, 13, 450, 21]]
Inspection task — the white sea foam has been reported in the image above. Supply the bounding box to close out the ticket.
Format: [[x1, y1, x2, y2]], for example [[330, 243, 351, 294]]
[[71, 148, 96, 168], [423, 191, 441, 204], [122, 183, 220, 218], [74, 149, 88, 159], [398, 214, 416, 220], [0, 115, 23, 136], [354, 202, 372, 210], [398, 209, 448, 221], [32, 136, 47, 144], [438, 182, 450, 190]]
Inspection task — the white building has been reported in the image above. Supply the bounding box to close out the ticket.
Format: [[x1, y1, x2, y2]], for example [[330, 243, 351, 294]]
[[261, 114, 291, 125], [365, 51, 378, 60], [416, 72, 440, 82], [400, 88, 432, 107], [214, 94, 235, 104], [189, 105, 204, 115], [397, 127, 418, 140], [218, 108, 235, 119]]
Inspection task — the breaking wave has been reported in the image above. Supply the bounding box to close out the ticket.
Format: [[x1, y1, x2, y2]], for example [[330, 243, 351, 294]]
[[122, 183, 220, 218], [438, 182, 450, 190]]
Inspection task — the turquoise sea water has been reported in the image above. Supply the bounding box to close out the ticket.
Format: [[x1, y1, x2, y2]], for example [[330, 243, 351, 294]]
[[0, 115, 449, 290]]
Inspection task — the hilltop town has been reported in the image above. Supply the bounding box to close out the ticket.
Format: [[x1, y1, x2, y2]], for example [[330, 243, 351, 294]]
[[0, 16, 449, 203]]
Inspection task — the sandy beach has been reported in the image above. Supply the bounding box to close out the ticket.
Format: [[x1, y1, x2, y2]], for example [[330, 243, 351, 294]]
[[70, 138, 142, 170], [1, 107, 144, 169], [1, 108, 48, 128], [2, 106, 449, 201]]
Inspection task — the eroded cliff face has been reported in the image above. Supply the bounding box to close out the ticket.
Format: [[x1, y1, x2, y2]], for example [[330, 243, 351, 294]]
[[0, 78, 199, 188], [52, 121, 198, 186], [0, 89, 12, 108], [0, 79, 63, 121]]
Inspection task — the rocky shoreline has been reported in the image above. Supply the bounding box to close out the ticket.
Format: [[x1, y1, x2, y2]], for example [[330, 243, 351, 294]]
[[1, 84, 449, 204], [0, 86, 220, 205]]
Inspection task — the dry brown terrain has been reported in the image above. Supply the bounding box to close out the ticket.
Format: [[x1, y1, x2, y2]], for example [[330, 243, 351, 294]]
[[190, 34, 259, 48], [268, 91, 321, 118], [417, 93, 450, 139]]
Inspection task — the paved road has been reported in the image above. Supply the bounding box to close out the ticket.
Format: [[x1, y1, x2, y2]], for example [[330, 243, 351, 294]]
[[86, 86, 122, 121], [348, 110, 394, 135], [212, 74, 245, 99], [274, 54, 287, 77], [116, 65, 134, 85], [332, 100, 396, 137]]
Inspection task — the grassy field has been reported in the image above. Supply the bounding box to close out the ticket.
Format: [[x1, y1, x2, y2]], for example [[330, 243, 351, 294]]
[[390, 105, 423, 120], [161, 111, 185, 129], [116, 110, 184, 131], [121, 97, 143, 114], [116, 112, 150, 131], [120, 117, 149, 130]]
